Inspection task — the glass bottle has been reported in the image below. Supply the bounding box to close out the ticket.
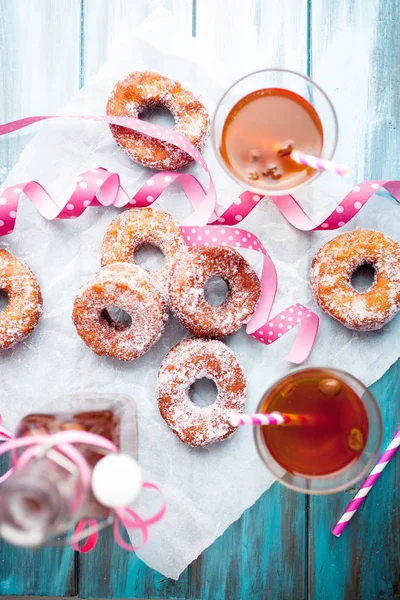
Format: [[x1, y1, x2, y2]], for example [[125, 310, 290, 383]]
[[0, 393, 137, 547]]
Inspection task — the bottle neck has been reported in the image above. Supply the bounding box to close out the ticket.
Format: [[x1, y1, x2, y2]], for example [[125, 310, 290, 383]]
[[0, 452, 85, 547]]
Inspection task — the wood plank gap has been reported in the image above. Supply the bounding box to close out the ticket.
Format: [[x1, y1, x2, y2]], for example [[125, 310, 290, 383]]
[[305, 4, 312, 598], [306, 0, 312, 77], [79, 0, 85, 88], [192, 0, 197, 37], [306, 494, 310, 600], [2, 597, 172, 600], [76, 1, 84, 592], [74, 550, 80, 597]]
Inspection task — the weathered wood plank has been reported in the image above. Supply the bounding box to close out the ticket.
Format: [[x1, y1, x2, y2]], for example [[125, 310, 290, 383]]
[[196, 0, 308, 73], [80, 1, 307, 598], [0, 0, 82, 186], [191, 484, 307, 600], [309, 0, 400, 181], [80, 0, 309, 598], [0, 540, 76, 597], [78, 484, 307, 600], [0, 0, 81, 596], [78, 534, 189, 599], [309, 4, 400, 597], [309, 361, 400, 600], [191, 2, 309, 598], [79, 1, 192, 597], [82, 0, 193, 82]]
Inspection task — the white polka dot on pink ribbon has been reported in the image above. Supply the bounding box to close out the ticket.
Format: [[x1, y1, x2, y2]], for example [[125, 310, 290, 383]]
[[180, 225, 319, 364], [268, 180, 398, 231], [0, 114, 399, 234], [0, 113, 398, 362]]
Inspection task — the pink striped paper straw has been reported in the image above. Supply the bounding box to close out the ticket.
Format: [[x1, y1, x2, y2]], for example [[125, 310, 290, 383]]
[[230, 412, 312, 427], [289, 150, 350, 177], [274, 142, 349, 177], [332, 428, 400, 537]]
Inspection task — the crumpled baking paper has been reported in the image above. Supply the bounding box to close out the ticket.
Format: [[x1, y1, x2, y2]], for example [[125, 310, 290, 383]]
[[0, 10, 399, 580]]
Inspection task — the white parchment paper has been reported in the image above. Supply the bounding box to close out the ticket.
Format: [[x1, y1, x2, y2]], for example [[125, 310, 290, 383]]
[[1, 11, 399, 580]]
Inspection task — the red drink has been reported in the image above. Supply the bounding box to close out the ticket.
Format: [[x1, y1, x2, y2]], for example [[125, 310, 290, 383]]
[[260, 369, 369, 477], [220, 88, 323, 192]]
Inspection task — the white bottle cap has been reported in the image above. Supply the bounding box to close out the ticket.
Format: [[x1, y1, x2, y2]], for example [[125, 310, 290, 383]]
[[92, 453, 142, 508]]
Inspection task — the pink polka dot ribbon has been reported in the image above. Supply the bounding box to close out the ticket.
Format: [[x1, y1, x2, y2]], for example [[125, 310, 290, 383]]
[[181, 225, 319, 363], [1, 113, 398, 362], [0, 424, 166, 553], [0, 415, 13, 485], [269, 180, 400, 230], [1, 114, 399, 231]]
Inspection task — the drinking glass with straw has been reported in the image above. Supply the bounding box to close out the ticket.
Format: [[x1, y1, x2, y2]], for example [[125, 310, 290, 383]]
[[213, 69, 343, 197], [242, 368, 382, 495], [230, 412, 315, 427]]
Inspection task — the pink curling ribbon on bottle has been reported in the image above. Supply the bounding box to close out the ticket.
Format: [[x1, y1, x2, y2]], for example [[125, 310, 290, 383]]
[[0, 416, 13, 484], [0, 420, 166, 553]]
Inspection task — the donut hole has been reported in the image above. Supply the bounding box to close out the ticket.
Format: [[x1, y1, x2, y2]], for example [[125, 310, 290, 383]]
[[189, 377, 218, 408], [134, 243, 166, 272], [101, 305, 132, 329], [351, 263, 376, 293], [204, 277, 229, 307], [138, 105, 175, 129], [0, 290, 8, 312]]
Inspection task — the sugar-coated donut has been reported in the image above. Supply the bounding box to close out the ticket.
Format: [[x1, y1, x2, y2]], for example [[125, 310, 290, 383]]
[[168, 246, 261, 338], [310, 229, 400, 331], [72, 263, 168, 360], [0, 248, 42, 349], [101, 208, 186, 299], [106, 71, 210, 170], [157, 338, 247, 447]]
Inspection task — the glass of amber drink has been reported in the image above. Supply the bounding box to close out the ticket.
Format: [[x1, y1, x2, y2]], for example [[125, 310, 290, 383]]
[[213, 69, 338, 195], [254, 368, 382, 494]]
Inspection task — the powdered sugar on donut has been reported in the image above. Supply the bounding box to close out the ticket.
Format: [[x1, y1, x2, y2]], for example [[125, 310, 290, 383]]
[[0, 248, 42, 349], [310, 229, 400, 331], [107, 71, 210, 170], [72, 262, 168, 360], [168, 246, 261, 338], [157, 338, 247, 447], [101, 208, 187, 300]]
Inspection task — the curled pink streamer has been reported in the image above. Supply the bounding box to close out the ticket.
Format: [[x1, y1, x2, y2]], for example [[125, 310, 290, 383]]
[[1, 115, 400, 232], [3, 114, 398, 361], [0, 425, 166, 553], [70, 519, 99, 553], [180, 225, 319, 363], [0, 416, 13, 484], [0, 115, 324, 362]]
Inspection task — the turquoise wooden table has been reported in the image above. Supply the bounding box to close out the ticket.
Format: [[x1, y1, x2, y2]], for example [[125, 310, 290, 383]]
[[0, 1, 400, 598]]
